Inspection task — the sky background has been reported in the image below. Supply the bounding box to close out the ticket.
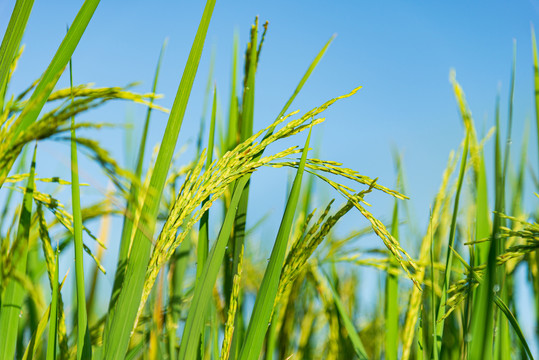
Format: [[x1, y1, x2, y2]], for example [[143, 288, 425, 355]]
[[2, 0, 539, 353]]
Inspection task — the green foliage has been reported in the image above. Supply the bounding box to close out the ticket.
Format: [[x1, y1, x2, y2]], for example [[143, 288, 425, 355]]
[[2, 2, 539, 360]]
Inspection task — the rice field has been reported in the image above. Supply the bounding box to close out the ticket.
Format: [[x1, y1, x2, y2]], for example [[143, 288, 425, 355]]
[[1, 1, 539, 359]]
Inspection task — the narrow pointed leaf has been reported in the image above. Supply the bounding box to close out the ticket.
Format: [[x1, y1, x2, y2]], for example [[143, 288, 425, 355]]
[[0, 144, 36, 360], [238, 128, 312, 360], [107, 38, 167, 328], [0, 0, 34, 109], [320, 269, 368, 360], [69, 55, 91, 360], [45, 249, 59, 360], [103, 1, 217, 357], [2, 0, 101, 188]]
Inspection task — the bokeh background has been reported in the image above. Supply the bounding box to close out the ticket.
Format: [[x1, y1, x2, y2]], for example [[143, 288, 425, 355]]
[[2, 0, 539, 353]]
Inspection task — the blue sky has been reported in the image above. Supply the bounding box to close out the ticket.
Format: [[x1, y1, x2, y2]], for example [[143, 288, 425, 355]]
[[2, 0, 537, 218], [2, 0, 539, 349]]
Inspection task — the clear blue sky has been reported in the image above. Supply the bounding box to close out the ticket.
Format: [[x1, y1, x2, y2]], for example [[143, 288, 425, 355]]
[[2, 1, 537, 217], [2, 0, 539, 349]]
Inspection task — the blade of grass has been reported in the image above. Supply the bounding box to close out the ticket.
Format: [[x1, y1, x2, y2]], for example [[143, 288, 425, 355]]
[[434, 131, 469, 355], [494, 296, 535, 360], [178, 174, 248, 359], [269, 152, 317, 358], [494, 40, 516, 360], [69, 53, 91, 360], [227, 19, 258, 357], [0, 0, 34, 111], [417, 307, 425, 359], [86, 186, 112, 321], [511, 120, 528, 216], [468, 100, 503, 360], [196, 84, 217, 358], [226, 31, 239, 152], [124, 341, 144, 360], [196, 45, 216, 158], [45, 246, 59, 360], [474, 152, 490, 262], [317, 267, 368, 360], [276, 34, 335, 121], [24, 208, 41, 344], [479, 71, 505, 360], [452, 246, 534, 360], [2, 0, 101, 187], [149, 271, 165, 360], [22, 306, 50, 360], [107, 38, 167, 332], [474, 93, 492, 266], [430, 210, 438, 360], [220, 245, 244, 360], [13, 0, 99, 134], [240, 18, 257, 141], [385, 151, 401, 360], [503, 40, 516, 179], [103, 1, 216, 357], [238, 128, 311, 360], [0, 145, 29, 229], [401, 151, 457, 360], [210, 303, 219, 360], [21, 272, 67, 360], [197, 85, 217, 280], [134, 39, 167, 184], [0, 143, 36, 360], [166, 237, 191, 360], [433, 71, 472, 356], [36, 204, 69, 359]]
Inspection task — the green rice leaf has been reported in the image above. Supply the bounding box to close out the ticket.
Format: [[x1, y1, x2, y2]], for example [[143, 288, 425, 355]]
[[0, 143, 36, 360], [45, 245, 59, 360], [226, 31, 239, 152], [196, 85, 217, 358], [434, 131, 469, 354], [36, 204, 69, 358], [20, 272, 67, 360], [103, 1, 216, 357], [13, 0, 100, 134], [226, 19, 259, 356], [401, 150, 457, 360], [0, 0, 34, 109], [316, 267, 368, 360], [493, 295, 535, 360], [385, 152, 401, 360], [238, 128, 311, 360], [69, 54, 91, 360], [0, 146, 28, 232], [178, 175, 248, 359], [198, 86, 217, 280], [22, 305, 50, 360], [1, 0, 101, 188], [275, 34, 335, 122], [166, 237, 191, 360], [107, 38, 167, 331], [220, 245, 244, 360]]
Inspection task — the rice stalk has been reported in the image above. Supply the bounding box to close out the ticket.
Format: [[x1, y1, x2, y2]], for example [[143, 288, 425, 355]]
[[220, 245, 244, 360], [0, 144, 36, 360], [1, 0, 101, 189], [0, 0, 34, 110], [102, 1, 217, 357]]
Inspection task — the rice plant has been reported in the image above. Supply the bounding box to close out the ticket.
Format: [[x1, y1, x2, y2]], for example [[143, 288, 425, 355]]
[[2, 1, 539, 360]]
